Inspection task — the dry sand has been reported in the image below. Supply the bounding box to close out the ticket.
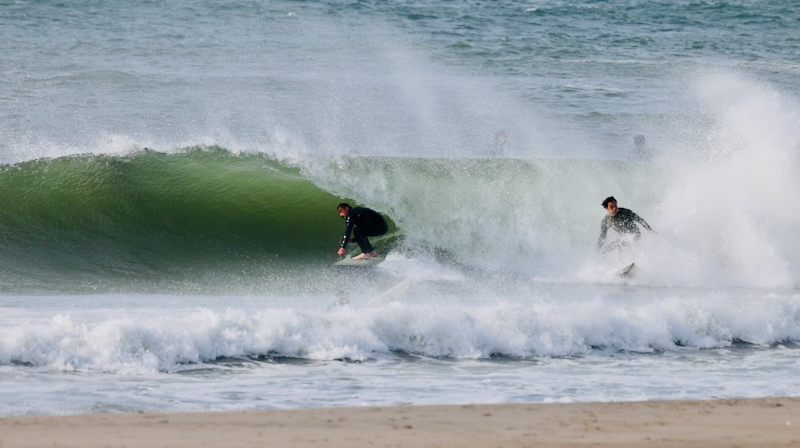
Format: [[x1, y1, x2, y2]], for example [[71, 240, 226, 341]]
[[1, 397, 799, 447]]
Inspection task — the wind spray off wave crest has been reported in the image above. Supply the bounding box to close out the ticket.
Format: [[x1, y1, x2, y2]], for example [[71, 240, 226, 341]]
[[294, 73, 800, 289], [647, 73, 800, 288]]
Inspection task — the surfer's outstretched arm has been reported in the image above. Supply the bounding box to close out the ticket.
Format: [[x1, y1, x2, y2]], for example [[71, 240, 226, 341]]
[[597, 219, 610, 252], [631, 212, 657, 234]]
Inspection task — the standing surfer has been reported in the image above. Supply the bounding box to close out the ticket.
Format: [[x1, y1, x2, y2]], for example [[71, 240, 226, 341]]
[[597, 196, 657, 253], [337, 203, 388, 260]]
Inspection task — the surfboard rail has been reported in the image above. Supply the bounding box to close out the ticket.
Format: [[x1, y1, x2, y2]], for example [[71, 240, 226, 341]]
[[616, 262, 636, 277], [334, 256, 385, 266]]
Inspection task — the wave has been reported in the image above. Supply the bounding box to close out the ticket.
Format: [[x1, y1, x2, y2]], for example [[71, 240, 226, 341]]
[[2, 81, 800, 294], [0, 144, 674, 294], [2, 292, 799, 373], [0, 147, 397, 293], [0, 136, 800, 293]]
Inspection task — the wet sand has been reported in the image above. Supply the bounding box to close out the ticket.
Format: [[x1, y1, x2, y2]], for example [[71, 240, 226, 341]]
[[1, 397, 799, 447]]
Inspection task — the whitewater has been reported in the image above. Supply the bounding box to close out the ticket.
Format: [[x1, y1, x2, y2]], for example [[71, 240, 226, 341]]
[[1, 0, 799, 416]]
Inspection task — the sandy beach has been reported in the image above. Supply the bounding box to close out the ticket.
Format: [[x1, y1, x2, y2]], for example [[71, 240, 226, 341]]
[[1, 397, 799, 448]]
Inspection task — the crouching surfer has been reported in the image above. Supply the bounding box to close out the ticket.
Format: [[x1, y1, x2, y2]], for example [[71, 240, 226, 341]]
[[597, 196, 657, 255], [336, 203, 388, 260]]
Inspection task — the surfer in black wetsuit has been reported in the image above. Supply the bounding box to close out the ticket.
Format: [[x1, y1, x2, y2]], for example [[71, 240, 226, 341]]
[[336, 203, 389, 260], [597, 196, 657, 253]]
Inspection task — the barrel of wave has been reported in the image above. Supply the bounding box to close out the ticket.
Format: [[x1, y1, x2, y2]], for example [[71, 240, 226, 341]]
[[0, 147, 399, 271]]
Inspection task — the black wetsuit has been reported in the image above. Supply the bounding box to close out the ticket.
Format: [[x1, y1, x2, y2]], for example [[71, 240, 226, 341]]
[[597, 208, 653, 252], [341, 207, 389, 254]]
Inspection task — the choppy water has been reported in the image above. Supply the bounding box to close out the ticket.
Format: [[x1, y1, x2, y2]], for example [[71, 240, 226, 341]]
[[1, 0, 799, 416]]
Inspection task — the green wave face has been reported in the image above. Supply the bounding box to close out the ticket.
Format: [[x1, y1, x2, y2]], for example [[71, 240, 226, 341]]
[[0, 147, 385, 293]]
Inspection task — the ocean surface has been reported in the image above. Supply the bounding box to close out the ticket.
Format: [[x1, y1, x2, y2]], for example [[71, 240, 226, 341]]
[[1, 0, 799, 416]]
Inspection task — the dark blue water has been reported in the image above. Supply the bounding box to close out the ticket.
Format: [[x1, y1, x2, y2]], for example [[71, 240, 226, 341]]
[[2, 0, 798, 160]]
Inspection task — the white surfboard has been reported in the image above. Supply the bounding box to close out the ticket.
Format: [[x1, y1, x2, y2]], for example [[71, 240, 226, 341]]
[[360, 278, 412, 308], [616, 262, 636, 277], [334, 256, 385, 267]]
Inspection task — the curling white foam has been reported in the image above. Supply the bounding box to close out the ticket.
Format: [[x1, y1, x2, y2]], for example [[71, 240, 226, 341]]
[[1, 292, 799, 374], [647, 73, 800, 288]]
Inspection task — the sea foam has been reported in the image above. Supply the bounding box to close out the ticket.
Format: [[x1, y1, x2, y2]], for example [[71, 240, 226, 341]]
[[2, 291, 799, 374]]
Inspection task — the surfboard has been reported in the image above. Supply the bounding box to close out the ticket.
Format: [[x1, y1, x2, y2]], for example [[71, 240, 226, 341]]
[[334, 256, 385, 266], [616, 262, 636, 277], [361, 278, 412, 308]]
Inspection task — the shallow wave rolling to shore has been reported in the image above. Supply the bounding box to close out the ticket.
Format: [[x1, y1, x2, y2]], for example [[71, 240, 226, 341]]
[[3, 292, 800, 372]]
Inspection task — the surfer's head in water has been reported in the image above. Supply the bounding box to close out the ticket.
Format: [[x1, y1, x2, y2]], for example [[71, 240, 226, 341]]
[[337, 203, 351, 219], [602, 196, 618, 216]]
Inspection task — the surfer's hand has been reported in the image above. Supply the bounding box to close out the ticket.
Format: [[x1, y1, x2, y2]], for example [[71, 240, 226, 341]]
[[337, 248, 346, 257], [649, 230, 658, 235]]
